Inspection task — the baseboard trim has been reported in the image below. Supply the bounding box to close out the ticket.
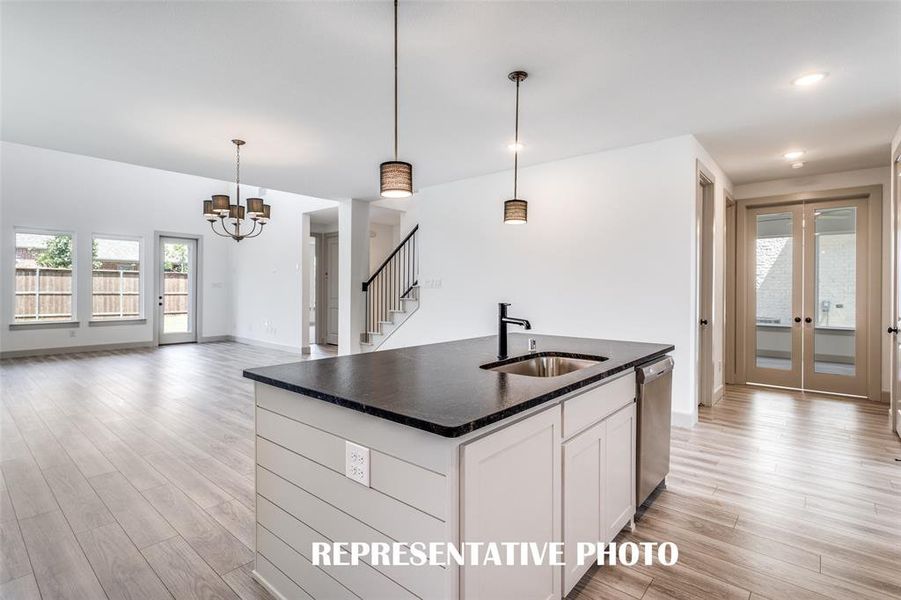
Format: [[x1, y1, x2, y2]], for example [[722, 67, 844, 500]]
[[1, 340, 154, 359], [712, 384, 724, 405], [1, 334, 306, 359], [671, 410, 698, 429], [229, 335, 303, 354], [881, 390, 890, 404]]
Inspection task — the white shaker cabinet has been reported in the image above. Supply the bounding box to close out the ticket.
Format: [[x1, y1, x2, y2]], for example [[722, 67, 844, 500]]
[[562, 419, 606, 594], [603, 403, 636, 541], [461, 406, 562, 600]]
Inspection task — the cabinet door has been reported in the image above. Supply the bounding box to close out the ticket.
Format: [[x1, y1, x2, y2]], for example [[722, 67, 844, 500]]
[[461, 406, 562, 600], [604, 403, 636, 541], [562, 420, 605, 596]]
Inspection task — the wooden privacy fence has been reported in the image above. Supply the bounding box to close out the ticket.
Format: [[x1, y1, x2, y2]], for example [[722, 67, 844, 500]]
[[162, 272, 189, 317], [92, 269, 141, 318], [14, 267, 73, 321], [14, 268, 189, 321]]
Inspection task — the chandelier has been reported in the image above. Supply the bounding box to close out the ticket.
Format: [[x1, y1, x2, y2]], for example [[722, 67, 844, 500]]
[[203, 139, 270, 242]]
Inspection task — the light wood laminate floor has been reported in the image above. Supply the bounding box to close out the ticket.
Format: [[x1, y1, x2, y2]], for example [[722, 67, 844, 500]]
[[2, 344, 900, 599], [0, 342, 334, 600], [571, 384, 901, 600]]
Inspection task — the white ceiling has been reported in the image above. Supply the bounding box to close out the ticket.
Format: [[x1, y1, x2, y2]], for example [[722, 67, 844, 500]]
[[2, 1, 899, 200], [310, 205, 402, 228]]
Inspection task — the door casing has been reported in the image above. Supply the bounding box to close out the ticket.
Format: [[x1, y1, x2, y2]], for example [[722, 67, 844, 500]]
[[696, 162, 717, 407], [325, 232, 339, 346], [892, 151, 901, 435], [154, 233, 202, 346], [728, 186, 883, 401]]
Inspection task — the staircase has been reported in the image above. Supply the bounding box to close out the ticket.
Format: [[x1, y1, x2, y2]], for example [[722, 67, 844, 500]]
[[361, 225, 419, 351]]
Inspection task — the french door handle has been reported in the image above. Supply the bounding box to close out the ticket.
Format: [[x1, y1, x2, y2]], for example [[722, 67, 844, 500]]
[[699, 319, 708, 326], [804, 317, 812, 324], [794, 317, 801, 323], [888, 327, 899, 334]]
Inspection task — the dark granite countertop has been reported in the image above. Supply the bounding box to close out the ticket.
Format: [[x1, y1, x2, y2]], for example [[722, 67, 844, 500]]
[[243, 334, 674, 438]]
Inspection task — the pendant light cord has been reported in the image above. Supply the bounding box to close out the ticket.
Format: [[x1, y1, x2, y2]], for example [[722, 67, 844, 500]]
[[513, 77, 520, 199], [393, 0, 399, 161]]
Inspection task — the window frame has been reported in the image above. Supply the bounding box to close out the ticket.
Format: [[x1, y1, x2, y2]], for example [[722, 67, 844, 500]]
[[89, 233, 145, 323], [11, 227, 78, 326]]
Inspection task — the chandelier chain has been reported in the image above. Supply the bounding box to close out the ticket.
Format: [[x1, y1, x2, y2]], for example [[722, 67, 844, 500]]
[[235, 142, 241, 205]]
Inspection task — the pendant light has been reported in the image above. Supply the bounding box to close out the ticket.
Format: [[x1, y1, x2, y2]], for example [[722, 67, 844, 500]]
[[202, 139, 270, 242], [379, 0, 413, 198], [504, 71, 528, 224]]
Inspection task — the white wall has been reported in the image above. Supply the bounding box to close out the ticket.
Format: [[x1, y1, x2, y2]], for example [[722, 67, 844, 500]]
[[381, 135, 729, 426], [735, 166, 893, 392], [229, 189, 335, 351], [1, 142, 335, 354], [369, 222, 400, 273]]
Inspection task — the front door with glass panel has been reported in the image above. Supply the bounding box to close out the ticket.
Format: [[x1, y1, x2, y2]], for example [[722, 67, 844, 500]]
[[746, 200, 868, 396], [158, 237, 197, 345]]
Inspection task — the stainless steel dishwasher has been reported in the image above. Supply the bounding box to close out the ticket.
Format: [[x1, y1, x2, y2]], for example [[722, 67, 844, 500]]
[[635, 356, 674, 510]]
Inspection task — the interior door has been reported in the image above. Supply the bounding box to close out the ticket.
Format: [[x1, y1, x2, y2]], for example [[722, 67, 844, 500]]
[[888, 154, 901, 437], [697, 172, 715, 405], [158, 236, 197, 345], [745, 205, 804, 388], [325, 233, 339, 345], [803, 199, 868, 396]]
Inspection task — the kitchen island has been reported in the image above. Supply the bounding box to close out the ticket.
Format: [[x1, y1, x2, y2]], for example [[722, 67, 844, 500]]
[[244, 334, 673, 600]]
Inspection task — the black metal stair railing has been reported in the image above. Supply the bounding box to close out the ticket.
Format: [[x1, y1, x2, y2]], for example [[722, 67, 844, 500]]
[[362, 225, 418, 344]]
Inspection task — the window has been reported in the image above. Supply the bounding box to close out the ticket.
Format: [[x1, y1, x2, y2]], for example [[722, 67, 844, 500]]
[[14, 231, 75, 322], [92, 236, 142, 321]]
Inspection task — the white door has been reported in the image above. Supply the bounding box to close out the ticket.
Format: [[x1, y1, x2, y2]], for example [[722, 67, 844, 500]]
[[461, 406, 562, 600], [158, 237, 197, 345], [326, 233, 339, 345]]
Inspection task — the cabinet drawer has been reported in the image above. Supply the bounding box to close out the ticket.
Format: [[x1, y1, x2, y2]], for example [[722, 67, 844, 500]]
[[563, 372, 635, 439]]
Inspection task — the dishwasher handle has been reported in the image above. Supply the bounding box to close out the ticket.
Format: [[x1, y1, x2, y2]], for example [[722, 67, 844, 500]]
[[637, 356, 674, 384]]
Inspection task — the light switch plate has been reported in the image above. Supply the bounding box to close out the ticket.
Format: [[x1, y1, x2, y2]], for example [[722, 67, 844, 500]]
[[345, 441, 370, 487]]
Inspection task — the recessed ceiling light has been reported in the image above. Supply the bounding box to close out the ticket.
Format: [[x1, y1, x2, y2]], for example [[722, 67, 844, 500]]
[[783, 150, 805, 160], [792, 72, 828, 86], [508, 142, 524, 152], [792, 162, 805, 169]]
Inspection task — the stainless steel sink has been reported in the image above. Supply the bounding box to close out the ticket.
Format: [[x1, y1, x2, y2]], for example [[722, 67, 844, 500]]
[[481, 352, 606, 378]]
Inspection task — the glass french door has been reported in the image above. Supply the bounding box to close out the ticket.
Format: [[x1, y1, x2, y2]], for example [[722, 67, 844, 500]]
[[745, 199, 868, 396], [746, 205, 804, 388], [158, 237, 197, 345]]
